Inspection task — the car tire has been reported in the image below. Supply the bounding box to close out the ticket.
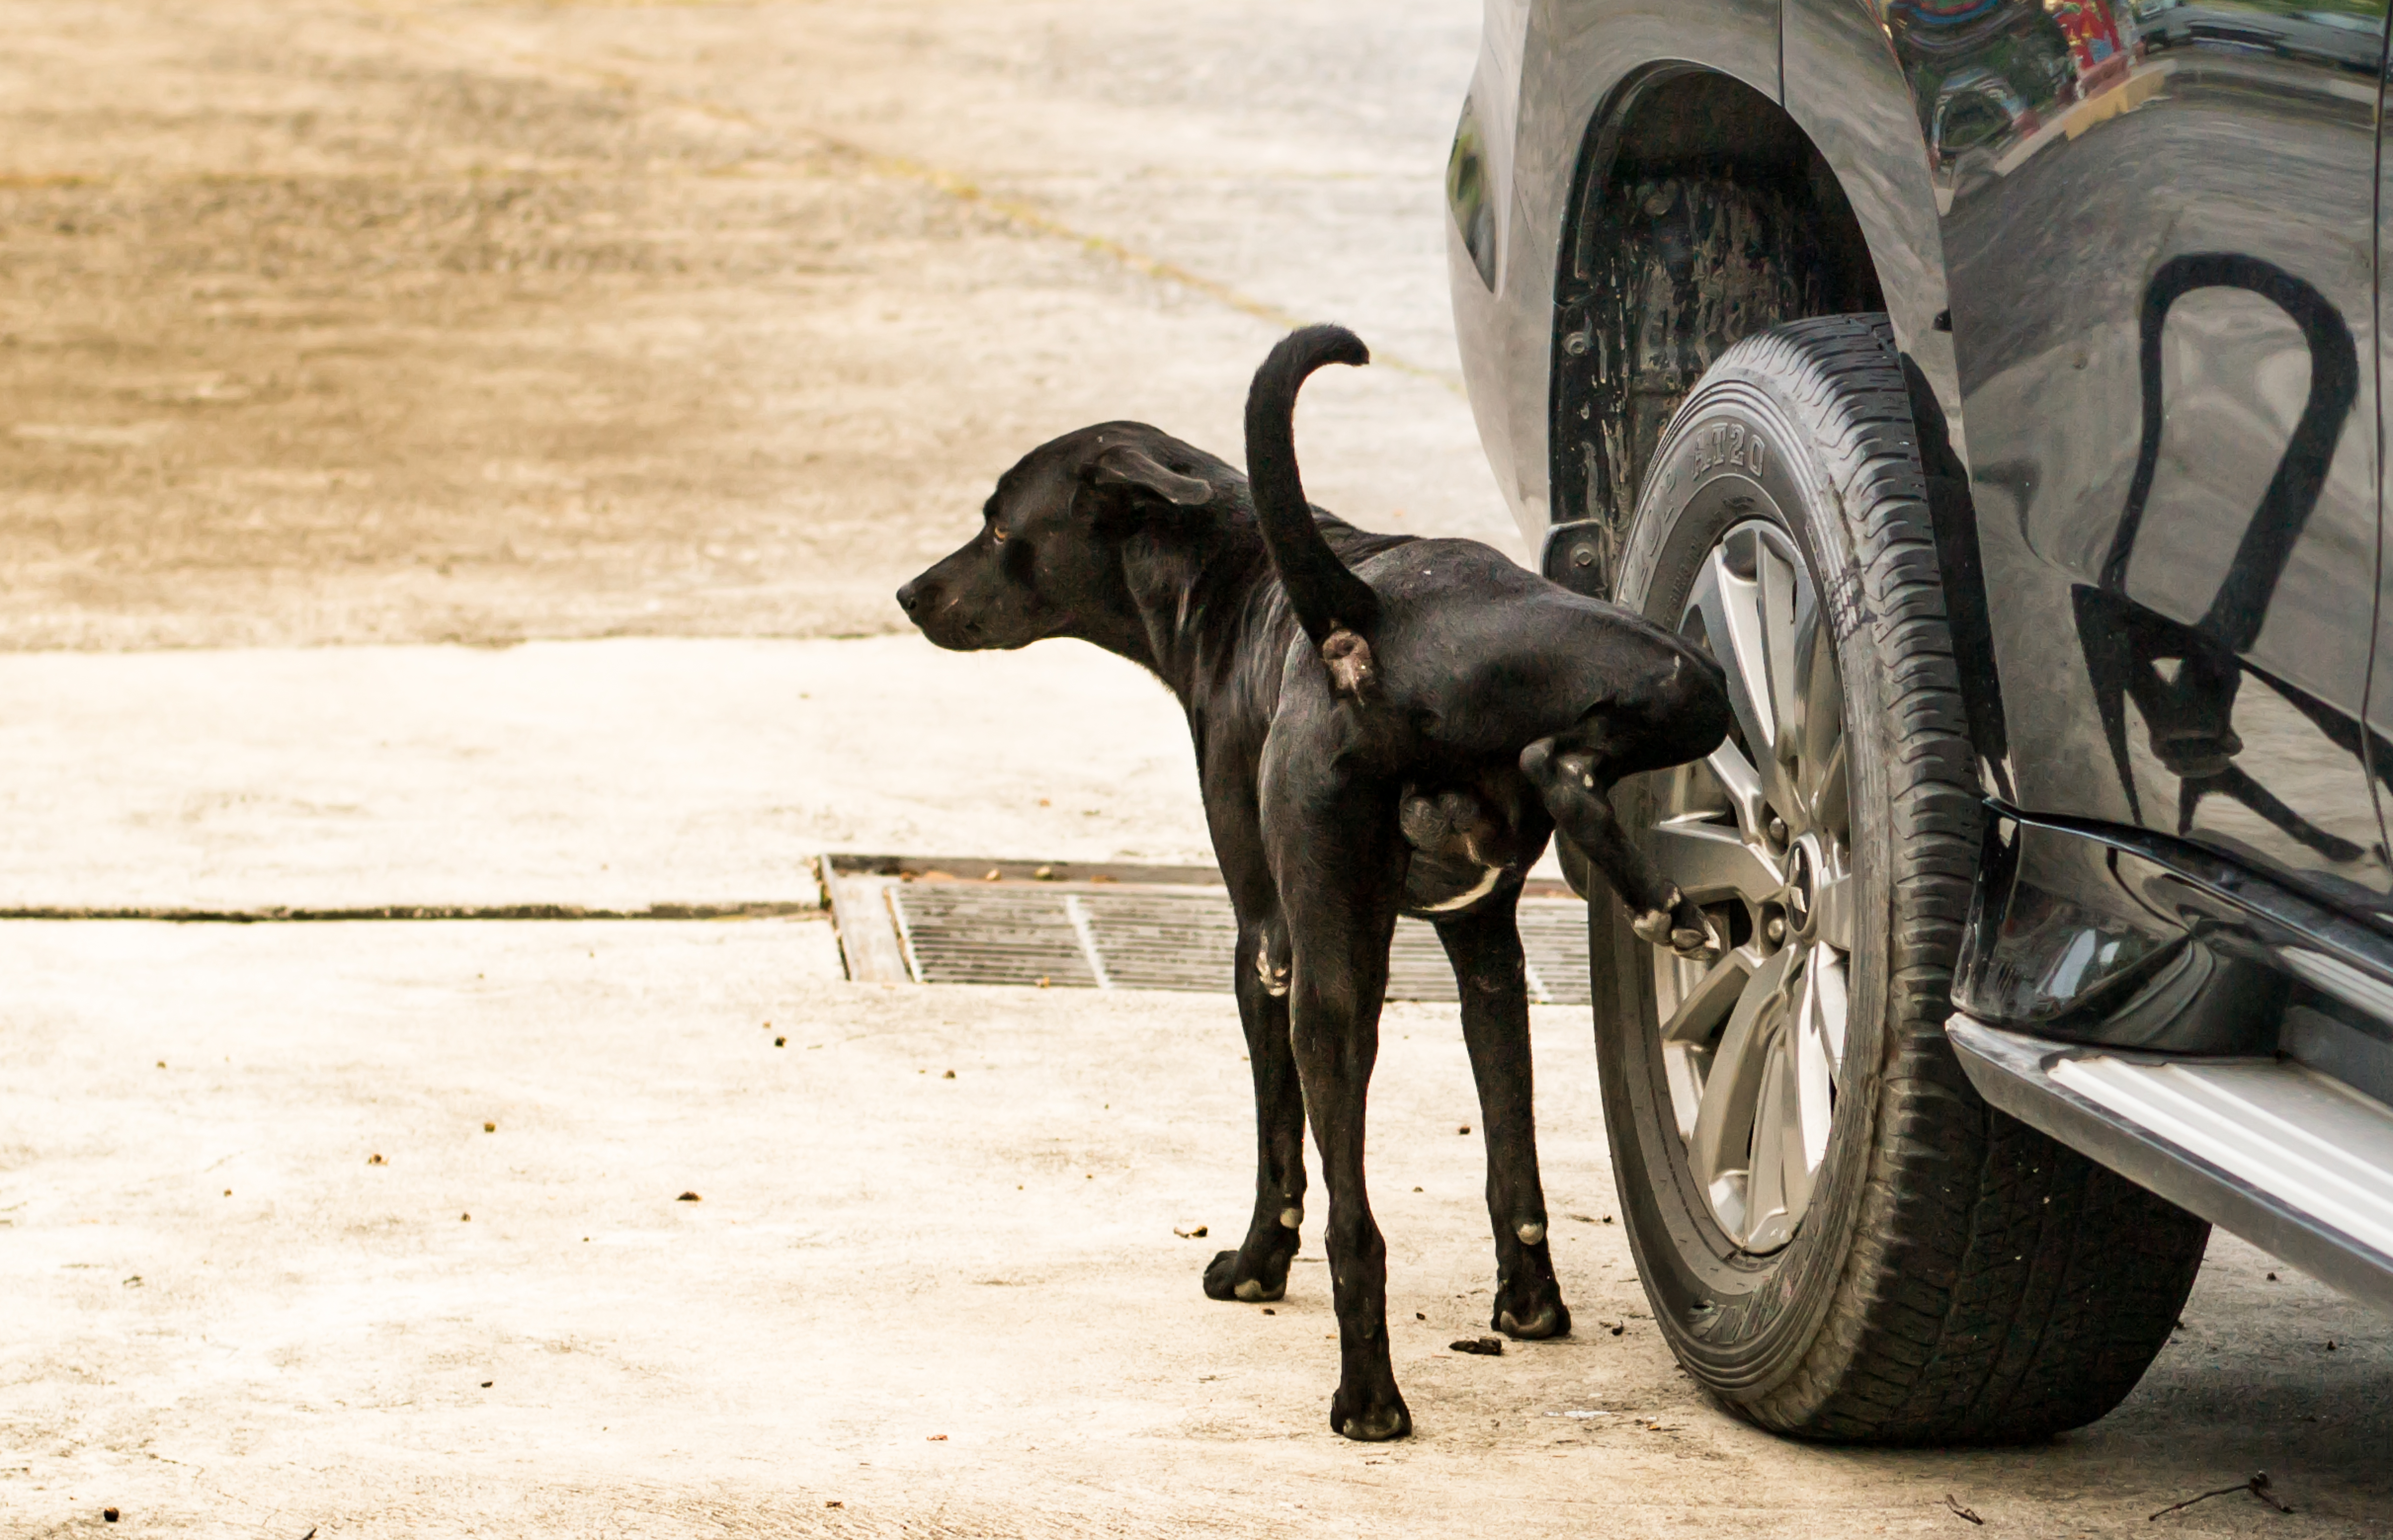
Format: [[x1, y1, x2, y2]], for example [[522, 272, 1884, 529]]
[[1593, 313, 2211, 1442]]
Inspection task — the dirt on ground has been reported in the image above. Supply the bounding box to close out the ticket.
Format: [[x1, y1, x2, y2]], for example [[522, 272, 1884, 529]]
[[0, 0, 1508, 650]]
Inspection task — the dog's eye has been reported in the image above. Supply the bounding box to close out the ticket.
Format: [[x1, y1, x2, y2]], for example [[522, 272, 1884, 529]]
[[990, 524, 1008, 543]]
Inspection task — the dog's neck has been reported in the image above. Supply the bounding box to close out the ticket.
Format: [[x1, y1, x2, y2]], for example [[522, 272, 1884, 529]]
[[1065, 498, 1276, 707]]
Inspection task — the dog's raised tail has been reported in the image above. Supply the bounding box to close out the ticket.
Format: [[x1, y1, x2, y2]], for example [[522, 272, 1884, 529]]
[[1244, 325, 1382, 669]]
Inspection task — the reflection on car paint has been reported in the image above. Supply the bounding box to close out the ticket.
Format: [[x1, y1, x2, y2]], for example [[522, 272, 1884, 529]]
[[1959, 814, 2289, 1049], [1904, 0, 2392, 916], [1448, 94, 1498, 292], [1958, 807, 2393, 1100], [2076, 253, 2385, 871]]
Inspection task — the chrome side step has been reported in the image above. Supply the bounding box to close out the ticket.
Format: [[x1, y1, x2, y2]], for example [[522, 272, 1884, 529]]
[[1948, 1017, 2393, 1312]]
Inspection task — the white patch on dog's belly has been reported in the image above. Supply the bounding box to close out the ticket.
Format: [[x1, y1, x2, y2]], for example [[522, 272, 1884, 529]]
[[1418, 864, 1504, 913]]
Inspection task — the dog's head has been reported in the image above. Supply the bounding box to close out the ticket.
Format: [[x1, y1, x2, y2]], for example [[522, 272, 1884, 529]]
[[897, 422, 1222, 651]]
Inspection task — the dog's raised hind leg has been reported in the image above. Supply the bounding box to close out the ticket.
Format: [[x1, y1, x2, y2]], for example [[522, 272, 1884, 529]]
[[1204, 917, 1306, 1304], [1433, 891, 1571, 1341], [1521, 737, 1717, 962]]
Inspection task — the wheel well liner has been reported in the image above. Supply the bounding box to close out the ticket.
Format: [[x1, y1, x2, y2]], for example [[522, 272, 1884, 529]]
[[1548, 70, 1884, 597]]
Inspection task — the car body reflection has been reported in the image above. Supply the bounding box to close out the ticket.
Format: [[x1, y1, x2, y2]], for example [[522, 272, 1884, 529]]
[[1920, 0, 2392, 941]]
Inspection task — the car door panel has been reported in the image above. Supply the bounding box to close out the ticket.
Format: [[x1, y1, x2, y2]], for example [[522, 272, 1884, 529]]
[[1904, 0, 2392, 916]]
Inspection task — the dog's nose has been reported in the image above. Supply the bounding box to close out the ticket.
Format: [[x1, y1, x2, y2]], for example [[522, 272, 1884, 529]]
[[896, 581, 922, 614]]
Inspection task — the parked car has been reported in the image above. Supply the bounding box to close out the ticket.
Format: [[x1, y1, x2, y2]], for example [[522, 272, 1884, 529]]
[[1447, 0, 2393, 1443]]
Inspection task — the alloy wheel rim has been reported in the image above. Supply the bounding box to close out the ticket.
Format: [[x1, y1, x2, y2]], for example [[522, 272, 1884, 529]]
[[1647, 519, 1854, 1256]]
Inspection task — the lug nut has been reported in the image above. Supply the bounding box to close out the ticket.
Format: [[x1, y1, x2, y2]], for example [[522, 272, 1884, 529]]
[[1765, 915, 1787, 944], [1768, 816, 1788, 844]]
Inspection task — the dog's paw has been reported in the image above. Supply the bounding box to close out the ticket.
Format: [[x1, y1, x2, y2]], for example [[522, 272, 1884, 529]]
[[1495, 1297, 1572, 1341], [1631, 908, 1676, 948], [1203, 1247, 1288, 1304], [1638, 893, 1722, 964], [1493, 1256, 1572, 1341], [1497, 1302, 1570, 1340], [1330, 1385, 1412, 1443], [1667, 909, 1725, 964], [1668, 926, 1721, 964], [1252, 944, 1290, 999]]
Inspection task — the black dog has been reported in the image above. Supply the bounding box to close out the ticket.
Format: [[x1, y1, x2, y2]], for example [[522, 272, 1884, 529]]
[[897, 325, 1730, 1440]]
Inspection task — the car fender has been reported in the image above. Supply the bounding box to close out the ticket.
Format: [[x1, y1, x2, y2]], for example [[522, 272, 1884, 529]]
[[1452, 0, 1780, 550], [1782, 0, 1968, 463]]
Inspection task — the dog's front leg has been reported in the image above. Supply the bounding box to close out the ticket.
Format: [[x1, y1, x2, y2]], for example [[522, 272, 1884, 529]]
[[1433, 892, 1571, 1341], [1203, 918, 1306, 1304]]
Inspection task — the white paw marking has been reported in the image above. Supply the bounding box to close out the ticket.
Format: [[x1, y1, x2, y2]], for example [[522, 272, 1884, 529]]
[[1279, 1206, 1303, 1229], [1233, 1278, 1264, 1303]]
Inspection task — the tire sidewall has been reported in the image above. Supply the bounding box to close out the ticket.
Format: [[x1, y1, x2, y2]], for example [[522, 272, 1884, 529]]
[[1596, 360, 1904, 1405]]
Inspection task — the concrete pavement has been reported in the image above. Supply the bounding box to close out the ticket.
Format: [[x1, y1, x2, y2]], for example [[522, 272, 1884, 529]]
[[6, 918, 2389, 1538], [0, 636, 1205, 912], [0, 630, 2385, 1536], [0, 0, 1516, 650]]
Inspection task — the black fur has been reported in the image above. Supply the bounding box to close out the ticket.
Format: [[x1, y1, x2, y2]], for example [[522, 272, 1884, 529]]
[[897, 325, 1731, 1441]]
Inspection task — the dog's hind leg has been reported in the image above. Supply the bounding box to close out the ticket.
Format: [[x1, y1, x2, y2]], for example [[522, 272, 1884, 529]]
[[1203, 915, 1307, 1304], [1282, 880, 1410, 1440], [1434, 891, 1571, 1340], [1521, 733, 1717, 962], [1265, 768, 1412, 1441]]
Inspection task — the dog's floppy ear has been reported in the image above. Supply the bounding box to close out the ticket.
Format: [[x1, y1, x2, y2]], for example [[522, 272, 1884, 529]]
[[1090, 445, 1213, 507]]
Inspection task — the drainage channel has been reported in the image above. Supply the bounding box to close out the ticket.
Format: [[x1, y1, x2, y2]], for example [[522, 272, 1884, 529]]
[[822, 854, 1592, 1005], [0, 902, 820, 922]]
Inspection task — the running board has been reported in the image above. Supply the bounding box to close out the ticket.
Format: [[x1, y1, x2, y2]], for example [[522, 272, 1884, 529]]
[[1948, 1017, 2393, 1312]]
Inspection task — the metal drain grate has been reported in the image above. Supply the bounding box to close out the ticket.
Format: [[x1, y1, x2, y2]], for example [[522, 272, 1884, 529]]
[[1077, 889, 1238, 991], [857, 870, 1590, 1005], [892, 884, 1100, 990]]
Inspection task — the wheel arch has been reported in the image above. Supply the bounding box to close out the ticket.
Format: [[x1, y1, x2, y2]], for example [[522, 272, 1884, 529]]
[[1547, 66, 1888, 598], [1544, 36, 2005, 798]]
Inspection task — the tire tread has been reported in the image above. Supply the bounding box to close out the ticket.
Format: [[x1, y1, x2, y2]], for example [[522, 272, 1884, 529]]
[[1647, 315, 2206, 1444]]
